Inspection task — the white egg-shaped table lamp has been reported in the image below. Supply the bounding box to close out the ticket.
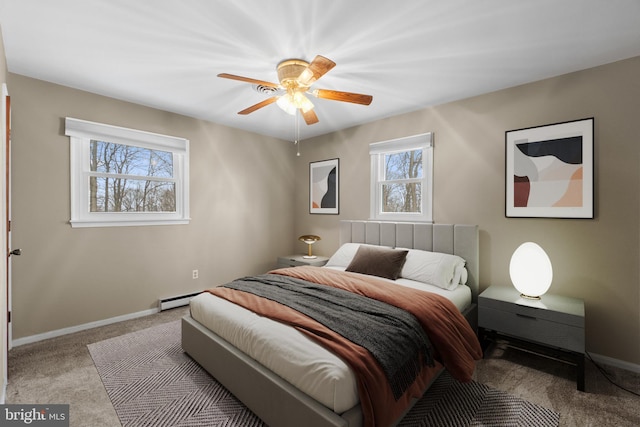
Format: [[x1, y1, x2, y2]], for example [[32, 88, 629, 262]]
[[509, 242, 553, 300]]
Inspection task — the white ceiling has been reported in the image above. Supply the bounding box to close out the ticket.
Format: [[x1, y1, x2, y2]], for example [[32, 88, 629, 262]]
[[1, 0, 639, 141]]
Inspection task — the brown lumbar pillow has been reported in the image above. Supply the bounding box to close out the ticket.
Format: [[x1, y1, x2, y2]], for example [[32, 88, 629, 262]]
[[346, 245, 409, 280]]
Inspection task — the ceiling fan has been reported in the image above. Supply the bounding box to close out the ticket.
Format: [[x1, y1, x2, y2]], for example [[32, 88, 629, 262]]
[[218, 55, 373, 125]]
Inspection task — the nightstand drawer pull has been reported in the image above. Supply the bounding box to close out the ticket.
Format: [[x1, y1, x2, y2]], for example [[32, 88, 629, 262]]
[[516, 313, 537, 320]]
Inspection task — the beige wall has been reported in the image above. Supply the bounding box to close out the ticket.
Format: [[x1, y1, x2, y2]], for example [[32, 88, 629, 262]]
[[0, 27, 5, 83], [8, 74, 297, 339], [295, 56, 640, 366]]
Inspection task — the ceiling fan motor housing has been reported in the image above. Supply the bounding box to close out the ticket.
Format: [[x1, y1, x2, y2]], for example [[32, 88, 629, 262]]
[[277, 59, 310, 87]]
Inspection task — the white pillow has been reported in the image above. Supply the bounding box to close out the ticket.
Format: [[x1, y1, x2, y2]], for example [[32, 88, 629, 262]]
[[400, 249, 466, 290], [325, 243, 363, 268], [454, 263, 468, 287]]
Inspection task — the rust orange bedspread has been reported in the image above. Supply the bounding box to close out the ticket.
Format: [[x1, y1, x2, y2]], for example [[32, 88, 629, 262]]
[[208, 266, 482, 427]]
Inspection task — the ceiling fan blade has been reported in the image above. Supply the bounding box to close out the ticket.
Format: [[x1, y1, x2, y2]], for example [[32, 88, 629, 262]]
[[298, 55, 336, 86], [218, 73, 280, 88], [312, 89, 373, 105], [301, 108, 319, 125], [238, 97, 278, 115]]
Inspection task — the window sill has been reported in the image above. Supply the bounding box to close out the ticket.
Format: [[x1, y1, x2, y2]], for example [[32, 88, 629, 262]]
[[370, 214, 432, 223], [70, 218, 190, 228]]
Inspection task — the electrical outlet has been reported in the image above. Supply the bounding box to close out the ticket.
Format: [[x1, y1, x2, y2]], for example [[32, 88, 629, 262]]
[[192, 269, 199, 279]]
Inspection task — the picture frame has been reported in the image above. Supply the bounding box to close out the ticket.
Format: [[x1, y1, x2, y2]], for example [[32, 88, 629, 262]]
[[309, 158, 339, 214], [505, 118, 594, 218]]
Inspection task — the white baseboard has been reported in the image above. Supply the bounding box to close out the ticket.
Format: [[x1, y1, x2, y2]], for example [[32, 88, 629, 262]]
[[589, 352, 640, 374], [11, 308, 159, 347], [0, 380, 6, 404]]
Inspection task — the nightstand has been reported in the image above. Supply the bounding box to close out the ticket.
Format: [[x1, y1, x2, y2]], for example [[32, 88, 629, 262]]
[[277, 254, 329, 268], [478, 285, 585, 391]]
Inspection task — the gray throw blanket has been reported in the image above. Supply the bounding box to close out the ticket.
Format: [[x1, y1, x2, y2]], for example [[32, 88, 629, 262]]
[[222, 273, 434, 400]]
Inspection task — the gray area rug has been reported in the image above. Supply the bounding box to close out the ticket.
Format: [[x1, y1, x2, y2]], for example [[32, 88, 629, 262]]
[[88, 320, 560, 427]]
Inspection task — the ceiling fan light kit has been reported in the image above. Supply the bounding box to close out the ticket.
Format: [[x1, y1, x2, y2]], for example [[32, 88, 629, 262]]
[[218, 55, 373, 126], [277, 91, 314, 114]]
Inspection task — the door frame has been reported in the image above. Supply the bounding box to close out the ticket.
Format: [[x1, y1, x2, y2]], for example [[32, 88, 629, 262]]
[[1, 83, 9, 400]]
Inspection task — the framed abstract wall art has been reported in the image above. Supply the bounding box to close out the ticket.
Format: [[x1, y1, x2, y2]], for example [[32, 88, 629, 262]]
[[309, 158, 339, 214], [505, 118, 594, 218]]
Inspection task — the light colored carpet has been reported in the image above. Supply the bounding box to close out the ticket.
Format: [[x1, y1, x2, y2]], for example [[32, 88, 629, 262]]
[[6, 307, 640, 426], [88, 320, 559, 427]]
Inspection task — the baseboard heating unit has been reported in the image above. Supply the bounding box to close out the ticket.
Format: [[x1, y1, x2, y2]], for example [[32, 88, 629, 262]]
[[158, 292, 201, 311]]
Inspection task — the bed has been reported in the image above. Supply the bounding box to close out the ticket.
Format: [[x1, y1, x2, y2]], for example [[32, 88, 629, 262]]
[[182, 220, 482, 427]]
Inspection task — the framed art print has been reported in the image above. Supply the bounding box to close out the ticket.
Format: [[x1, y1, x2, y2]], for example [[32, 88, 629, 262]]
[[506, 118, 594, 218], [310, 158, 339, 214]]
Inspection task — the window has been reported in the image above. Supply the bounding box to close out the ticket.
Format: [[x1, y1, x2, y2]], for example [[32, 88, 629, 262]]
[[370, 133, 433, 222], [65, 117, 190, 227]]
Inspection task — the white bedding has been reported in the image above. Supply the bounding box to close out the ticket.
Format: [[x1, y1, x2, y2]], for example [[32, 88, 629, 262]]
[[189, 268, 471, 414]]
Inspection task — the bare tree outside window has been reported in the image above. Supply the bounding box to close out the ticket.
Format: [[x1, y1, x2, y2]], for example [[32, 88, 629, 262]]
[[382, 149, 423, 213], [89, 140, 176, 213], [369, 132, 432, 222]]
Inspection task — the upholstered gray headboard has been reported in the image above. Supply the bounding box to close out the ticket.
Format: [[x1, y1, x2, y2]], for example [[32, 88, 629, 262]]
[[339, 220, 479, 302]]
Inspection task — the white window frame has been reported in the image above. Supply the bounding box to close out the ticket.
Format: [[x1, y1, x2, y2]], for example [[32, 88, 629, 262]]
[[65, 117, 190, 228], [370, 132, 433, 222]]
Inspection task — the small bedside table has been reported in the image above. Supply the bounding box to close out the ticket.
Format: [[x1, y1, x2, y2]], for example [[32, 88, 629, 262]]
[[277, 254, 329, 268], [478, 285, 585, 391]]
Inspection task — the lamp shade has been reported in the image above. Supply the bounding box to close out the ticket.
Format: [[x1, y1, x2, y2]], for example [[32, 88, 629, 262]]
[[276, 95, 297, 115], [509, 242, 553, 299]]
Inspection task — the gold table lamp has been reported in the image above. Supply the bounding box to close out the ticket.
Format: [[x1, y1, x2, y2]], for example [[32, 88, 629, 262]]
[[298, 235, 321, 259]]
